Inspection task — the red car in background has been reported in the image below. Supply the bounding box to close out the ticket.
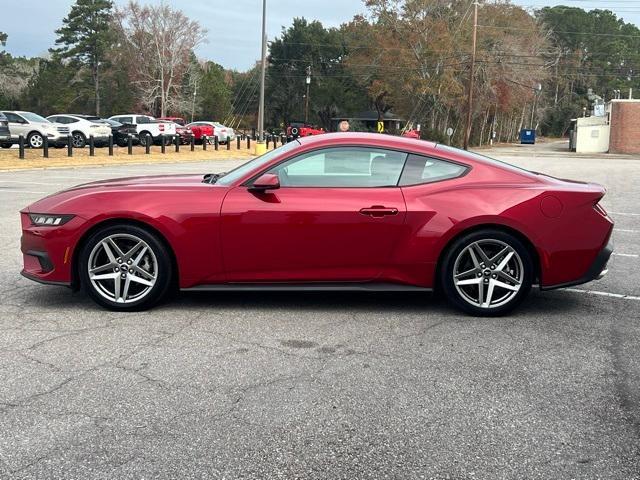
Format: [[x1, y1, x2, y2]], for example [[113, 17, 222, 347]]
[[287, 122, 325, 138], [157, 117, 194, 144], [186, 121, 234, 144], [20, 133, 613, 315]]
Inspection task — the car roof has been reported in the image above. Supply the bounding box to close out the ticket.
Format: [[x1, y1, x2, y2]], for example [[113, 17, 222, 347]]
[[296, 132, 438, 151]]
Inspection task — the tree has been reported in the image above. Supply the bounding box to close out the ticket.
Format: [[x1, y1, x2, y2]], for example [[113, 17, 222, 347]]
[[52, 0, 114, 115], [267, 18, 368, 131], [114, 1, 207, 117]]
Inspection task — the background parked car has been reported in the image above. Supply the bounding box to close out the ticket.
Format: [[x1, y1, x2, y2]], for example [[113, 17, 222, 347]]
[[158, 116, 186, 126], [109, 114, 176, 147], [186, 121, 235, 144], [47, 114, 112, 148], [77, 116, 139, 147], [287, 122, 325, 138], [158, 118, 194, 144], [0, 112, 10, 146], [0, 111, 69, 148]]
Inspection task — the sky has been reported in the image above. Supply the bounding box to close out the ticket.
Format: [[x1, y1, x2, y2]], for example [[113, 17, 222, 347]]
[[1, 0, 639, 71]]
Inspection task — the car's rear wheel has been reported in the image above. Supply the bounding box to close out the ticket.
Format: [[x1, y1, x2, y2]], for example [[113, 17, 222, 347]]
[[72, 131, 86, 148], [440, 229, 532, 316], [79, 224, 173, 311], [139, 132, 152, 147], [1, 143, 11, 148]]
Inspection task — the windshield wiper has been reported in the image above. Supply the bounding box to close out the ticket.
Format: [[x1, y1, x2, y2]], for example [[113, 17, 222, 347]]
[[203, 173, 226, 184]]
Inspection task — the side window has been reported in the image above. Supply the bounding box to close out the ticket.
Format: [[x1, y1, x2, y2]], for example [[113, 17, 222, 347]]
[[136, 116, 150, 124], [267, 147, 407, 188], [4, 112, 24, 123], [117, 116, 133, 124], [399, 154, 468, 186]]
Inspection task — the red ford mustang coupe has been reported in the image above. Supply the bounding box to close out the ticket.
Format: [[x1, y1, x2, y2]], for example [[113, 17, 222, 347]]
[[20, 133, 613, 315]]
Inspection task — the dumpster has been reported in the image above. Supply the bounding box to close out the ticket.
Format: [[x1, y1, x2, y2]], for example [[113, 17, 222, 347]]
[[520, 129, 536, 144]]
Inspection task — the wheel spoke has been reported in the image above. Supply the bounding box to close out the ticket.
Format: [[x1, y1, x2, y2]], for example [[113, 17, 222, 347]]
[[456, 277, 481, 286], [123, 241, 145, 262], [131, 246, 148, 266], [471, 242, 491, 265], [133, 265, 155, 280], [129, 274, 154, 287], [488, 246, 509, 264], [498, 270, 519, 284], [106, 238, 125, 258], [101, 240, 117, 263], [90, 272, 119, 281], [121, 276, 131, 302], [113, 273, 123, 302], [455, 267, 478, 280], [90, 263, 115, 275], [493, 279, 519, 291], [484, 280, 496, 307], [477, 278, 485, 306], [496, 251, 514, 272]]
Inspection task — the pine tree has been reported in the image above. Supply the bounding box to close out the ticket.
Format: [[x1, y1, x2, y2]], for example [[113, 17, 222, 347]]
[[52, 0, 113, 115]]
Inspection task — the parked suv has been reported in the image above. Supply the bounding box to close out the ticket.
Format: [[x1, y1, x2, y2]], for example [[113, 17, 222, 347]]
[[0, 111, 69, 148], [47, 114, 112, 148], [108, 114, 176, 147], [0, 112, 10, 146]]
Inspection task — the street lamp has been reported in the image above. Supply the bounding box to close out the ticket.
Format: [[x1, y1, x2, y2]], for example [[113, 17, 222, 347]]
[[304, 66, 311, 124]]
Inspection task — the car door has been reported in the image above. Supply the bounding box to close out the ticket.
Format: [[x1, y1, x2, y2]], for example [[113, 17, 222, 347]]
[[3, 112, 28, 140], [220, 146, 409, 282]]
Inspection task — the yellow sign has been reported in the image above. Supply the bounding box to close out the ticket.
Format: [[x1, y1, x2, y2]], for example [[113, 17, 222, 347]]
[[377, 121, 384, 133]]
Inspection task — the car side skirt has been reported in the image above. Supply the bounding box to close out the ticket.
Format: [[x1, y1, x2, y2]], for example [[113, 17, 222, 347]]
[[182, 282, 432, 292]]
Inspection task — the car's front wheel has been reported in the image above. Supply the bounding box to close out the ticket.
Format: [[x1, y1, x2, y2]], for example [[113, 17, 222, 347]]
[[440, 229, 533, 316], [79, 224, 173, 311], [27, 132, 44, 149]]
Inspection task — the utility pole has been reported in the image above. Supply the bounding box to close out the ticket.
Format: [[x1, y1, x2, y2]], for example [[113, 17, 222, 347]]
[[304, 66, 311, 124], [256, 0, 267, 152], [463, 0, 478, 150]]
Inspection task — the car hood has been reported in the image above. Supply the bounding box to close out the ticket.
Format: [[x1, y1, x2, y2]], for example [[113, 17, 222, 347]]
[[24, 174, 219, 214]]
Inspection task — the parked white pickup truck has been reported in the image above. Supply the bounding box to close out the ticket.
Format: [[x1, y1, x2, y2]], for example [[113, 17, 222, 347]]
[[108, 114, 177, 147]]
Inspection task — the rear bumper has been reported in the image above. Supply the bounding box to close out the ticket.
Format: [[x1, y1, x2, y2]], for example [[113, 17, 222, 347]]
[[541, 238, 613, 290]]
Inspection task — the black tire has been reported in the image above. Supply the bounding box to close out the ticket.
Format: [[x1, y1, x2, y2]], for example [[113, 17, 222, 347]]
[[78, 224, 174, 311], [1, 143, 12, 148], [27, 132, 44, 149], [71, 131, 86, 148], [439, 229, 533, 316], [139, 132, 153, 147]]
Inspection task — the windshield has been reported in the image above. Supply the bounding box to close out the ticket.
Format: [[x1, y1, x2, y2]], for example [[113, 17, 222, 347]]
[[216, 141, 300, 186], [21, 112, 50, 123]]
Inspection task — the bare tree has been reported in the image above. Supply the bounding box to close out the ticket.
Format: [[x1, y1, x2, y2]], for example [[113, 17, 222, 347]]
[[114, 1, 206, 116]]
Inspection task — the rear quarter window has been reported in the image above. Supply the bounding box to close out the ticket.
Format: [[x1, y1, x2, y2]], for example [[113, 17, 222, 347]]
[[399, 154, 468, 186]]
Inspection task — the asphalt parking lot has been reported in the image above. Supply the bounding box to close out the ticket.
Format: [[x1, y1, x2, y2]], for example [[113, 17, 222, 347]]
[[1, 141, 639, 479]]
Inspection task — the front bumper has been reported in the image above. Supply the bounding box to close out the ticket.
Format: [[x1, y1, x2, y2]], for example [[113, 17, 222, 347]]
[[541, 238, 613, 290]]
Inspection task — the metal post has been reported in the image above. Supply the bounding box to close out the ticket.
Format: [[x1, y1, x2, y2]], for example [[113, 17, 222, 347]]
[[214, 136, 219, 151], [89, 136, 95, 156], [161, 137, 166, 154], [257, 0, 267, 143], [175, 135, 180, 153], [43, 136, 49, 158], [226, 137, 231, 150], [18, 136, 25, 159], [237, 136, 241, 149], [203, 135, 207, 150], [190, 135, 195, 151], [305, 65, 311, 123], [108, 135, 113, 156], [145, 138, 150, 154], [128, 135, 133, 155], [247, 136, 251, 149], [463, 0, 478, 150], [67, 136, 73, 157], [273, 135, 278, 148]]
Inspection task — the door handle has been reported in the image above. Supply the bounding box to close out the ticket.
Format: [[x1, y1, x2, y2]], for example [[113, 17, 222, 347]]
[[359, 206, 399, 217]]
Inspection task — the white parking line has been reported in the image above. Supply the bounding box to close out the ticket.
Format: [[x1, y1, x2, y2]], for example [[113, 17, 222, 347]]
[[610, 211, 640, 217], [612, 253, 639, 258], [565, 288, 640, 301], [0, 189, 48, 194], [615, 229, 640, 233]]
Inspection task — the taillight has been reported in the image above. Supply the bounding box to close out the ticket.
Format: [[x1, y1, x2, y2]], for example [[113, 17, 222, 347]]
[[159, 124, 165, 131]]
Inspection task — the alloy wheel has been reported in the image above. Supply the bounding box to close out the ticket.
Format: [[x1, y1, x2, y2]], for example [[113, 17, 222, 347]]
[[87, 233, 158, 304], [453, 239, 524, 309], [72, 133, 85, 148], [29, 134, 43, 148]]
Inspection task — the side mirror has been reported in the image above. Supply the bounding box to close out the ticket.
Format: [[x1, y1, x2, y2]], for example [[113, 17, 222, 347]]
[[249, 173, 280, 192]]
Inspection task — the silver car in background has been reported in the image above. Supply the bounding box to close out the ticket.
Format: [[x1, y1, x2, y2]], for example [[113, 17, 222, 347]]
[[0, 111, 69, 148], [0, 112, 10, 147]]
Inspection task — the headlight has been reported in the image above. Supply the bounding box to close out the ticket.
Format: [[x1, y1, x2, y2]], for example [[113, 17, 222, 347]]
[[29, 213, 75, 226]]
